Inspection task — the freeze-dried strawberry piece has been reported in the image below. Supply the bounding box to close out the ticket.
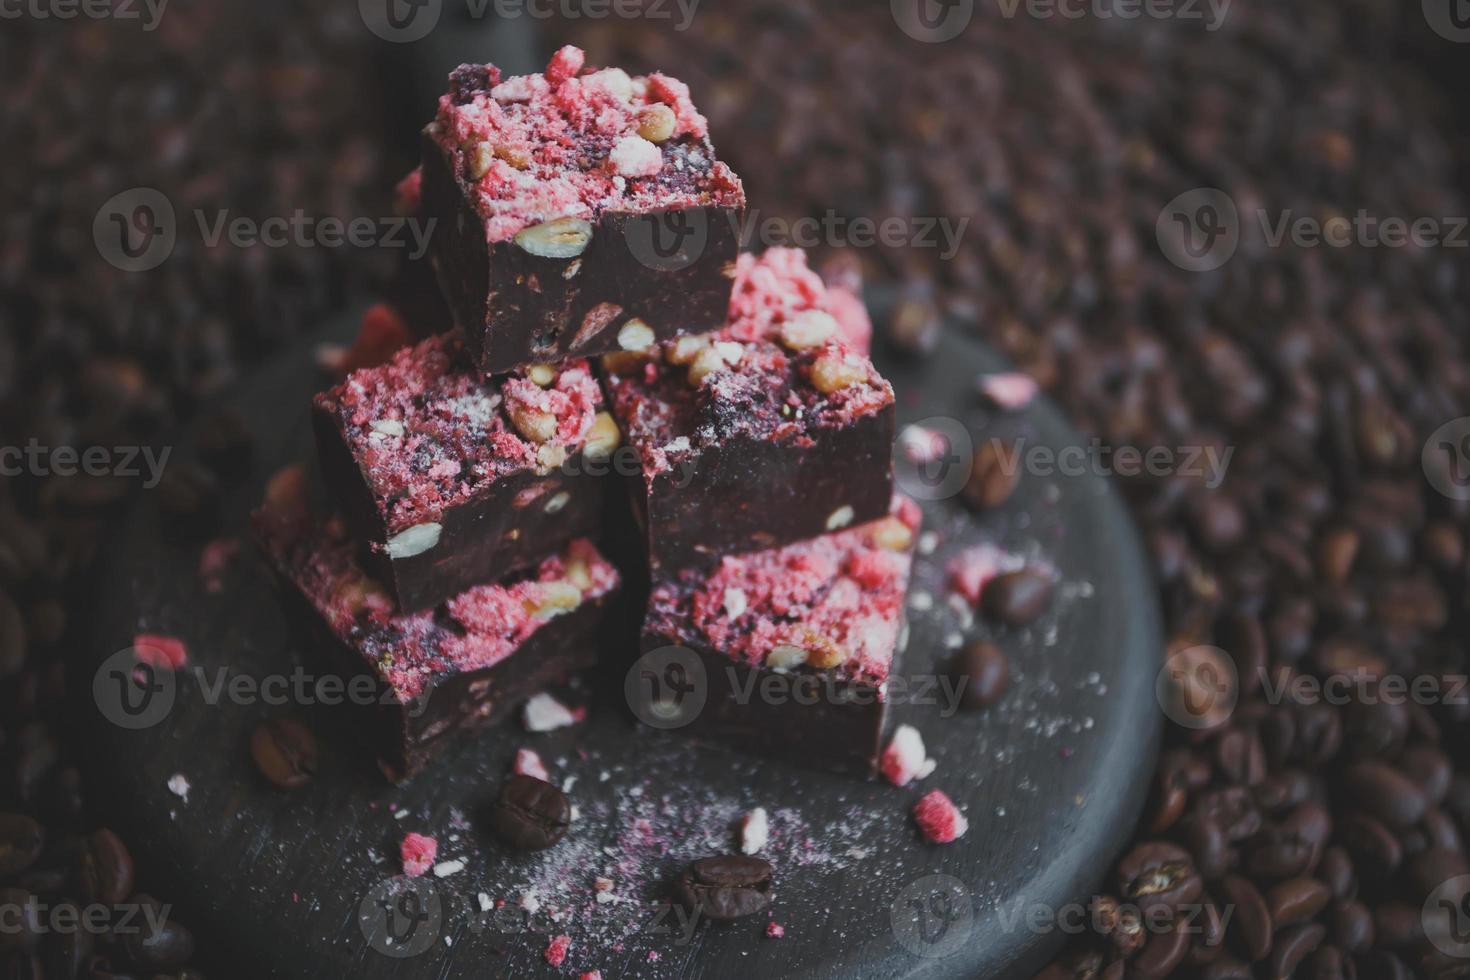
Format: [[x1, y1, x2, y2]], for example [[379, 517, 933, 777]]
[[913, 790, 968, 844], [133, 633, 188, 671], [400, 832, 438, 877], [880, 724, 936, 787], [544, 934, 571, 967]]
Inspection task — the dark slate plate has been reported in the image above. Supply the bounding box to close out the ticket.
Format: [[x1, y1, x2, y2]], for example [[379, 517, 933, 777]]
[[82, 311, 1162, 980]]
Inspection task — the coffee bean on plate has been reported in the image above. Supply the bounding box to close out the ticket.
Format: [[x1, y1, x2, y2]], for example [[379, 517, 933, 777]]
[[488, 775, 571, 851], [249, 719, 318, 790], [962, 440, 1020, 511], [982, 568, 1054, 626], [956, 641, 1009, 709], [119, 895, 195, 971], [673, 855, 773, 921]]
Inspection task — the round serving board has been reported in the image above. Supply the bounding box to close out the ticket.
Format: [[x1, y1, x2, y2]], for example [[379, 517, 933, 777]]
[[82, 309, 1162, 980]]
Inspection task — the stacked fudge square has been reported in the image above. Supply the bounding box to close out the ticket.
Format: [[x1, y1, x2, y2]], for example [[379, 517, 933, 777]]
[[254, 46, 916, 780], [613, 248, 920, 775]]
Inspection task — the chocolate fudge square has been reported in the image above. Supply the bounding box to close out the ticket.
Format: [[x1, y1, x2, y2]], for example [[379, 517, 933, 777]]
[[313, 330, 617, 613], [253, 477, 619, 780], [420, 46, 745, 375], [641, 499, 920, 776], [601, 248, 894, 572]]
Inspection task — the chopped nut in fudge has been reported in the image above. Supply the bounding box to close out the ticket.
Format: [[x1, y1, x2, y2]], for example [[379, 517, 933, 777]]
[[602, 248, 895, 572], [640, 500, 920, 774], [313, 330, 610, 611], [421, 46, 746, 374], [252, 481, 619, 778]]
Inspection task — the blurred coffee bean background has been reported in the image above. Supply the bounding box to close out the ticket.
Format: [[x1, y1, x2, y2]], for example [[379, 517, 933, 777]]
[[4, 1, 1470, 976]]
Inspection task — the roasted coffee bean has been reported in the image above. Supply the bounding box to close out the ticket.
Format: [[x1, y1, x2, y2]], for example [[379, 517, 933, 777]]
[[1267, 923, 1326, 979], [673, 855, 772, 921], [1318, 846, 1356, 901], [957, 641, 1009, 709], [1307, 944, 1347, 980], [0, 814, 43, 877], [119, 896, 193, 971], [1339, 812, 1403, 881], [1188, 493, 1247, 554], [1343, 762, 1427, 829], [1146, 766, 1189, 835], [982, 568, 1054, 626], [1215, 728, 1266, 786], [1195, 786, 1263, 842], [1254, 769, 1313, 814], [249, 718, 318, 790], [1332, 900, 1374, 953], [963, 440, 1020, 512], [1265, 877, 1332, 928], [1408, 847, 1470, 898], [1423, 806, 1463, 852], [1372, 903, 1423, 948], [1293, 703, 1343, 766], [885, 284, 941, 356], [1401, 745, 1453, 804], [1130, 922, 1189, 979], [1220, 874, 1271, 962], [77, 830, 133, 906], [0, 888, 39, 952], [1198, 957, 1253, 980], [1341, 700, 1409, 760], [487, 775, 571, 851], [1182, 814, 1228, 880], [1116, 841, 1201, 912]]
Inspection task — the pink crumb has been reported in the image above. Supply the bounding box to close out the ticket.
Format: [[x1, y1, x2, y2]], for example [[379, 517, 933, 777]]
[[880, 724, 935, 787], [512, 748, 550, 781], [545, 934, 571, 967], [979, 372, 1039, 410], [400, 833, 438, 877], [898, 426, 949, 465], [946, 544, 1010, 605], [914, 791, 969, 844], [766, 921, 785, 939], [579, 973, 602, 980], [132, 633, 188, 671]]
